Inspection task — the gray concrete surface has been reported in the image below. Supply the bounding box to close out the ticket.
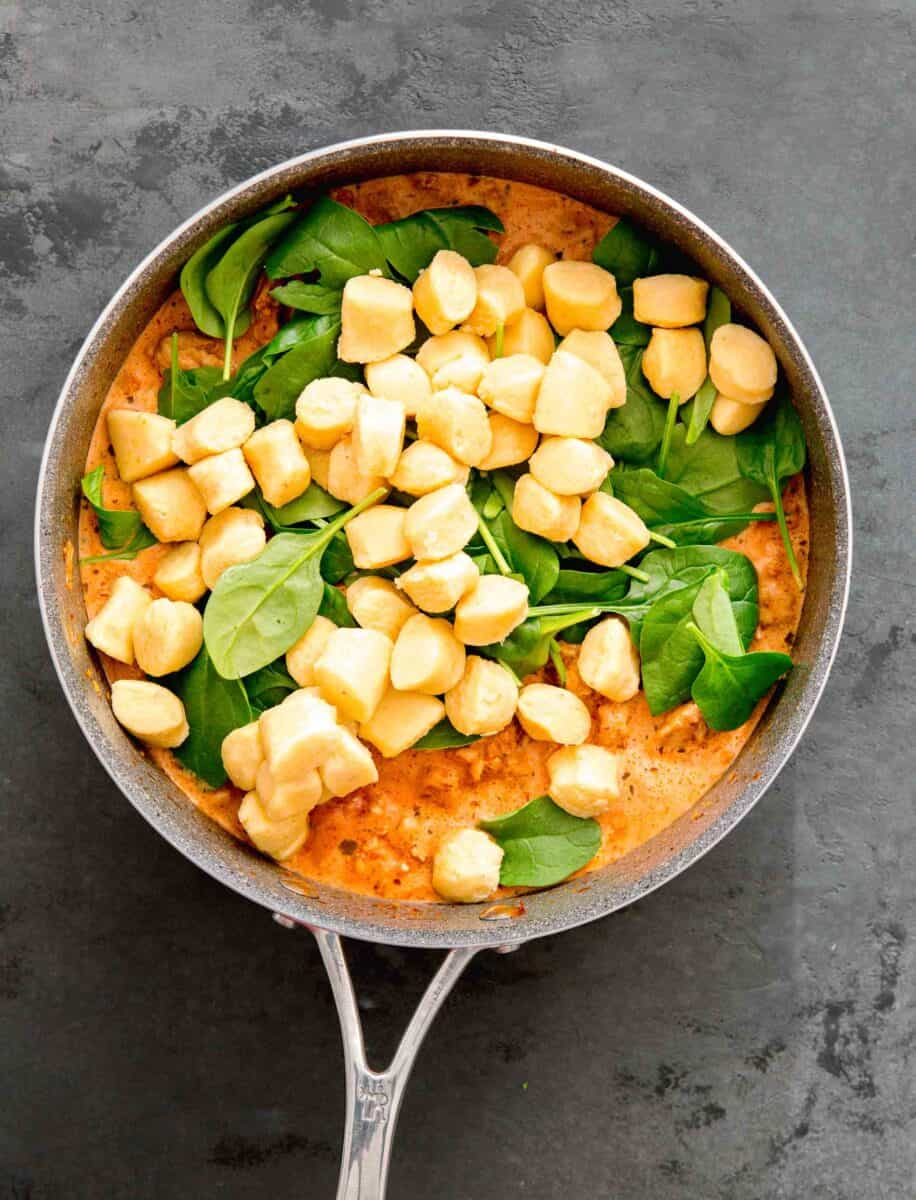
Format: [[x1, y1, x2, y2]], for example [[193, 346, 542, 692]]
[[2, 1, 915, 1196]]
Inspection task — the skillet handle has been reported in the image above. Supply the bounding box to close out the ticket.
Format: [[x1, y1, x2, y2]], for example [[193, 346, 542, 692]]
[[310, 927, 477, 1200]]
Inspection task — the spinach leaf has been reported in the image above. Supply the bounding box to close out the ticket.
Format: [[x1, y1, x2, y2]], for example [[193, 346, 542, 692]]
[[376, 205, 503, 281], [157, 333, 224, 425], [662, 424, 770, 513], [318, 582, 356, 627], [243, 659, 298, 714], [736, 388, 806, 588], [481, 611, 597, 679], [688, 621, 793, 731], [270, 280, 343, 315], [262, 482, 345, 529], [639, 575, 712, 715], [202, 489, 384, 678], [598, 345, 666, 463], [172, 646, 253, 787], [80, 466, 158, 561], [204, 209, 299, 379], [592, 217, 661, 287], [543, 567, 629, 605], [481, 795, 601, 887], [321, 530, 355, 584], [609, 285, 651, 346], [180, 224, 244, 338], [691, 573, 743, 656], [413, 719, 481, 751], [686, 286, 731, 445], [265, 196, 389, 285], [471, 473, 559, 603], [252, 315, 344, 420]]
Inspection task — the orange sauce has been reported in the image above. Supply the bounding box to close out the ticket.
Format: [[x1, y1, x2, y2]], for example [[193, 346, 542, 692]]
[[78, 173, 808, 902]]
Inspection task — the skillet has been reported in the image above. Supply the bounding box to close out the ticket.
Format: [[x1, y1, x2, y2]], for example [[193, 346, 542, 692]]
[[35, 131, 851, 1199]]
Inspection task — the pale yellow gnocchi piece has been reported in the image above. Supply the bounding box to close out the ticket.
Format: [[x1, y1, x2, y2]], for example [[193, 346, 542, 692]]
[[512, 473, 581, 543], [256, 760, 323, 820], [360, 689, 445, 757], [346, 576, 418, 640], [412, 249, 477, 334], [238, 791, 310, 861], [243, 419, 311, 508], [534, 350, 612, 438], [577, 617, 641, 702], [314, 627, 393, 723], [432, 829, 503, 903], [327, 437, 388, 505], [345, 505, 411, 569], [294, 377, 363, 450], [517, 683, 591, 745], [405, 483, 478, 562], [415, 387, 492, 467], [285, 615, 337, 688], [396, 551, 479, 614], [453, 575, 529, 646], [416, 330, 491, 393], [221, 721, 264, 792], [85, 575, 153, 665], [110, 678, 189, 749], [107, 409, 179, 483], [489, 307, 555, 364], [542, 260, 622, 335], [258, 688, 341, 782], [172, 398, 255, 465], [507, 243, 556, 311], [364, 353, 432, 418], [462, 264, 525, 337], [319, 728, 378, 797], [153, 542, 207, 603], [709, 323, 778, 404], [133, 597, 203, 677], [641, 327, 707, 402], [187, 447, 255, 515], [558, 330, 626, 408], [389, 440, 468, 496], [709, 393, 764, 435], [198, 506, 266, 589], [132, 468, 207, 543], [477, 354, 546, 424], [338, 274, 415, 363], [528, 437, 613, 496], [633, 274, 709, 328], [444, 656, 518, 736], [390, 614, 466, 695], [546, 743, 620, 817], [573, 493, 650, 568], [306, 447, 332, 492], [352, 393, 406, 478], [478, 413, 539, 471]]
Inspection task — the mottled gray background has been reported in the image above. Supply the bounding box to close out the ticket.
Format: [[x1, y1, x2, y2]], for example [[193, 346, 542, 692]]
[[2, 1, 915, 1197]]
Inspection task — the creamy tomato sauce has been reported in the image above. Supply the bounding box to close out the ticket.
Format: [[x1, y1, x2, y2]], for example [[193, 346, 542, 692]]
[[79, 172, 808, 902]]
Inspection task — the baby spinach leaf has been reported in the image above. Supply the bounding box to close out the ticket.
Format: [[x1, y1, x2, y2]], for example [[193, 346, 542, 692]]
[[80, 466, 158, 560], [260, 483, 346, 530], [157, 333, 224, 425], [736, 388, 806, 588], [413, 719, 481, 751], [688, 621, 793, 731], [243, 659, 298, 714], [543, 567, 629, 605], [321, 530, 355, 584], [481, 795, 601, 888], [481, 610, 597, 679], [376, 205, 503, 281], [180, 224, 244, 338], [265, 196, 390, 285], [662, 424, 770, 513], [493, 511, 559, 604], [598, 345, 667, 463], [592, 217, 661, 287], [609, 286, 651, 346], [202, 490, 383, 678], [172, 645, 253, 787], [686, 286, 731, 445], [252, 315, 343, 420], [204, 209, 299, 379], [318, 582, 356, 627], [639, 575, 712, 715], [691, 573, 743, 656], [270, 280, 343, 315]]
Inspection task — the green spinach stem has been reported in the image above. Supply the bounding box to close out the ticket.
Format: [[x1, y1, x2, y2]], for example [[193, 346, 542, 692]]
[[656, 390, 680, 478], [772, 485, 803, 590], [319, 486, 388, 547], [221, 325, 234, 381], [476, 513, 513, 576], [620, 562, 650, 583], [548, 638, 567, 685], [648, 530, 677, 549], [493, 322, 505, 359]]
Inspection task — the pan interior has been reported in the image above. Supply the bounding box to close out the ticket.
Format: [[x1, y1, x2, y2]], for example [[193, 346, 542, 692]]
[[35, 133, 850, 948]]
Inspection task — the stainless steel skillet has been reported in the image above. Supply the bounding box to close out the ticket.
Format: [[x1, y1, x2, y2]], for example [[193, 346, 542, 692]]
[[35, 131, 851, 1199]]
